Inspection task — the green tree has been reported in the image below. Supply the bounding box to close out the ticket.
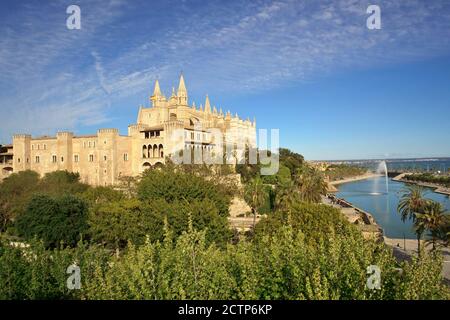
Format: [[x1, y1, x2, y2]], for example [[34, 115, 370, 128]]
[[0, 170, 40, 231], [397, 185, 428, 253], [137, 166, 230, 216], [39, 170, 89, 195], [88, 198, 146, 249], [415, 201, 449, 250], [244, 177, 268, 229], [15, 194, 89, 248], [274, 180, 299, 212], [294, 166, 327, 203]]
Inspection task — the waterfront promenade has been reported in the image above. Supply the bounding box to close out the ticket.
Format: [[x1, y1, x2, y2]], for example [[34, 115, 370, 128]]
[[322, 193, 450, 284], [392, 173, 450, 196]]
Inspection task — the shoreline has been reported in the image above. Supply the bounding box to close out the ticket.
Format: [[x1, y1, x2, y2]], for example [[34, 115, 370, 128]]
[[329, 172, 383, 186], [394, 177, 450, 196]]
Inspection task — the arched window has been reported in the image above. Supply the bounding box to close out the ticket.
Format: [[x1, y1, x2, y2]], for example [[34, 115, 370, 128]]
[[143, 145, 147, 158], [153, 144, 158, 158], [159, 144, 164, 158], [148, 145, 152, 158], [143, 162, 151, 170]]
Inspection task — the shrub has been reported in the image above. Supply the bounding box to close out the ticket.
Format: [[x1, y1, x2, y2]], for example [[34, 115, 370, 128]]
[[15, 194, 89, 248]]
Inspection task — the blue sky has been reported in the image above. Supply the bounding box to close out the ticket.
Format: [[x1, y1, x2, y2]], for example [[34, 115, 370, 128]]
[[1, 0, 450, 160]]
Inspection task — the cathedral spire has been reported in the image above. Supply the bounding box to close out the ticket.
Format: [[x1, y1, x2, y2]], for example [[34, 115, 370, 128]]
[[177, 73, 187, 95], [150, 79, 164, 107], [153, 79, 162, 97], [177, 73, 188, 105], [205, 95, 211, 113]]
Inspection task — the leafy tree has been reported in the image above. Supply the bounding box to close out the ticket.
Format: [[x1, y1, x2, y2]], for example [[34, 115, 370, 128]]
[[88, 199, 146, 249], [81, 186, 125, 207], [244, 177, 269, 229], [397, 185, 428, 253], [15, 194, 89, 248], [274, 180, 299, 212], [415, 201, 449, 250], [0, 170, 40, 231], [88, 198, 232, 249], [137, 166, 230, 216], [39, 170, 89, 195], [294, 166, 327, 203], [279, 148, 304, 178]]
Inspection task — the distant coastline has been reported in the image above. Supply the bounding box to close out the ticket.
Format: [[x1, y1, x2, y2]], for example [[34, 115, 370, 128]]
[[328, 172, 382, 186]]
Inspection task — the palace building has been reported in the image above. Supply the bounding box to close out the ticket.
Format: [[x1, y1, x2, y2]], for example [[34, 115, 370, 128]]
[[1, 75, 257, 185]]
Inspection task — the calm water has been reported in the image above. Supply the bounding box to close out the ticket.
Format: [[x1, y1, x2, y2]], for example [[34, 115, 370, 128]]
[[336, 177, 450, 239], [334, 158, 450, 173]]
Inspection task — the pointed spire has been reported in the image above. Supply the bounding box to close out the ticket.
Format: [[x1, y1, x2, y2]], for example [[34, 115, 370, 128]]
[[153, 79, 162, 96], [213, 106, 217, 114], [219, 107, 223, 115], [226, 110, 231, 120], [192, 101, 196, 109], [177, 73, 187, 95], [204, 95, 211, 113], [235, 112, 238, 119], [171, 87, 176, 97], [199, 103, 203, 111]]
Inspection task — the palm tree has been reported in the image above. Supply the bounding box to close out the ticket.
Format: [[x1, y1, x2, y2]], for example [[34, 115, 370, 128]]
[[397, 185, 428, 253], [244, 177, 268, 230], [294, 166, 327, 203], [275, 180, 298, 212], [416, 201, 449, 250]]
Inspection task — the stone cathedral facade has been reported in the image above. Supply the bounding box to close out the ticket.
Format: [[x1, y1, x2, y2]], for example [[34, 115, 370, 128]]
[[4, 75, 257, 185]]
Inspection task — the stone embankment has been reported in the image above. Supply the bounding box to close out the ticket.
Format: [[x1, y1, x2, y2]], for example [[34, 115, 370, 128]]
[[393, 173, 450, 196]]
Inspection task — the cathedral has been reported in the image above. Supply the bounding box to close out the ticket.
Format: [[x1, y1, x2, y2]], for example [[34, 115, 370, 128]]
[[1, 75, 257, 185]]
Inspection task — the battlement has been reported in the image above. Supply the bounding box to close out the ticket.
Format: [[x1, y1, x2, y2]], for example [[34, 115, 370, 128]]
[[98, 128, 119, 134], [57, 131, 74, 137], [13, 134, 31, 139]]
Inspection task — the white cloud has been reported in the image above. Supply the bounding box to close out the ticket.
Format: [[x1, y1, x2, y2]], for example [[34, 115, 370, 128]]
[[1, 0, 450, 143]]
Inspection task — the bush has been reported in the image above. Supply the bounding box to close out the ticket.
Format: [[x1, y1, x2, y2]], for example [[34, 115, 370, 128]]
[[15, 194, 89, 248], [137, 167, 230, 216], [88, 198, 232, 249]]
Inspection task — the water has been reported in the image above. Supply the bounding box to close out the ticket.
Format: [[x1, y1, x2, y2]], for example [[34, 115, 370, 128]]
[[332, 158, 450, 173], [375, 160, 389, 194], [336, 177, 450, 239]]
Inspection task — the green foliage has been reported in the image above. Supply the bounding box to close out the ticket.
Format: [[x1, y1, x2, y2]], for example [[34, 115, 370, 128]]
[[261, 164, 291, 185], [294, 165, 327, 204], [88, 198, 232, 249], [137, 166, 230, 216], [15, 194, 89, 248], [0, 170, 40, 231], [325, 164, 367, 182], [405, 173, 450, 187], [0, 239, 110, 300], [0, 155, 448, 300], [88, 199, 147, 249], [279, 148, 304, 178], [39, 171, 89, 195], [81, 186, 125, 206], [0, 170, 88, 232], [1, 205, 449, 300]]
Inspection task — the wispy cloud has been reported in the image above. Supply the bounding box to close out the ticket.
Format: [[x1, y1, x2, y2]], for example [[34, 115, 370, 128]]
[[1, 0, 450, 143]]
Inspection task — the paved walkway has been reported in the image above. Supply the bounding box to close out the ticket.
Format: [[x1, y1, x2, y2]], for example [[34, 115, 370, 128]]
[[384, 237, 450, 285]]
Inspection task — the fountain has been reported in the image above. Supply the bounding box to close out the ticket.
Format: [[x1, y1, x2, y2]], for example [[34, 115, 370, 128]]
[[375, 160, 389, 194]]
